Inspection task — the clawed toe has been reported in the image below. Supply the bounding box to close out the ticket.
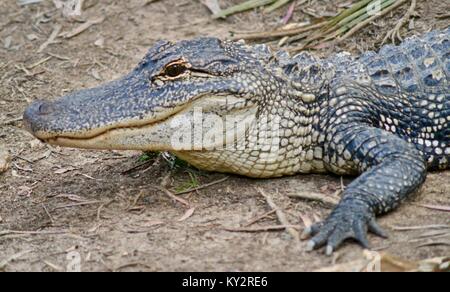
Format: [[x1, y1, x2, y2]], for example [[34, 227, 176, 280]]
[[301, 204, 386, 255], [368, 219, 389, 238], [301, 222, 323, 239]]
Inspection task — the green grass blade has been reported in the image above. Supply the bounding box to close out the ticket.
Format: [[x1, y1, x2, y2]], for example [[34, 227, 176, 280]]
[[325, 0, 374, 28], [264, 0, 293, 13], [213, 0, 277, 19]]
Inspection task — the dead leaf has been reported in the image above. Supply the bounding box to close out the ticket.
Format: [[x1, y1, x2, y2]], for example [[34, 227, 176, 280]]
[[0, 145, 11, 173], [178, 207, 195, 222], [3, 36, 12, 49], [28, 139, 44, 149], [94, 37, 104, 47], [282, 1, 297, 25], [201, 0, 221, 15], [299, 213, 313, 228]]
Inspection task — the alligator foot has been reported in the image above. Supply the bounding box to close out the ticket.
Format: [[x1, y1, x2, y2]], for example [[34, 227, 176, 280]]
[[302, 201, 389, 255]]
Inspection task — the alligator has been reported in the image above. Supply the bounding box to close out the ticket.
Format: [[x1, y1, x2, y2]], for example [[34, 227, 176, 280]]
[[23, 28, 449, 255]]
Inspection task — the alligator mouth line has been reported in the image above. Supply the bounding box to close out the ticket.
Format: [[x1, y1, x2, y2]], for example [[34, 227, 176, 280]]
[[36, 93, 217, 142], [43, 110, 180, 144], [34, 93, 246, 149]]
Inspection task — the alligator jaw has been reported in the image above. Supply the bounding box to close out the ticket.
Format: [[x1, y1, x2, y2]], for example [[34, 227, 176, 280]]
[[26, 92, 251, 152], [42, 112, 181, 151], [45, 126, 167, 151]]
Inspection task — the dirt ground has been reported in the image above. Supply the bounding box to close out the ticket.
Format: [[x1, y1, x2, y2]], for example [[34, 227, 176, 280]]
[[0, 0, 449, 272]]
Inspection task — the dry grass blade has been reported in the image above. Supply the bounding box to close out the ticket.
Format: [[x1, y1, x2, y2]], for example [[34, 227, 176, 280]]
[[243, 209, 277, 227], [53, 200, 102, 210], [416, 240, 450, 248], [290, 0, 401, 51], [391, 224, 450, 231], [414, 230, 450, 239], [383, 0, 416, 44], [323, 0, 395, 38], [415, 204, 450, 212], [0, 230, 68, 237], [326, 0, 408, 45], [232, 0, 412, 53], [417, 241, 450, 248], [37, 24, 61, 53], [61, 17, 105, 39]]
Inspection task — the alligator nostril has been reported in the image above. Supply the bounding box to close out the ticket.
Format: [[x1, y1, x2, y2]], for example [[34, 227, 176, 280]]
[[37, 102, 53, 115]]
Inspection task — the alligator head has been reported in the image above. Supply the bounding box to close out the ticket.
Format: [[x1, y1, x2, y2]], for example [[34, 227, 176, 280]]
[[23, 37, 324, 177]]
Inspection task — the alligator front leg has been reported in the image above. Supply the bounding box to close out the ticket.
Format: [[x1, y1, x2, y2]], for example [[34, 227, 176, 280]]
[[303, 125, 427, 255]]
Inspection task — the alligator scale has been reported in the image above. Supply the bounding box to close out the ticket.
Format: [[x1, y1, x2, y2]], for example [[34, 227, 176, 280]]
[[24, 28, 449, 255]]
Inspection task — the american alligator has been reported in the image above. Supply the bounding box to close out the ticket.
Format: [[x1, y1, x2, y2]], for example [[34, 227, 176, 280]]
[[24, 28, 449, 255]]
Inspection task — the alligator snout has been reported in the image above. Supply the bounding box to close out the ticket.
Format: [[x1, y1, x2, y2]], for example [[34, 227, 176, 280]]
[[26, 100, 55, 116], [23, 100, 55, 136]]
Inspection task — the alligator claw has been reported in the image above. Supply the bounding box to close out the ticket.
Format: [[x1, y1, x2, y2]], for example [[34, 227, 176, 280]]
[[303, 202, 387, 255], [301, 222, 323, 239], [368, 218, 389, 238]]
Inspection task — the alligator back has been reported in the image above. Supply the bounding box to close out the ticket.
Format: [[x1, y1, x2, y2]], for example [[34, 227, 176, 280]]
[[335, 28, 450, 170]]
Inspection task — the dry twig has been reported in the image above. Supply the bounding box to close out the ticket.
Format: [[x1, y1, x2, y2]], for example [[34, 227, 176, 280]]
[[256, 187, 300, 241], [287, 191, 340, 207], [223, 224, 300, 233], [174, 177, 229, 195]]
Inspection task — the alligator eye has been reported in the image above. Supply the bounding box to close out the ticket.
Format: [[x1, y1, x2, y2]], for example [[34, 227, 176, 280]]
[[165, 63, 187, 78]]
